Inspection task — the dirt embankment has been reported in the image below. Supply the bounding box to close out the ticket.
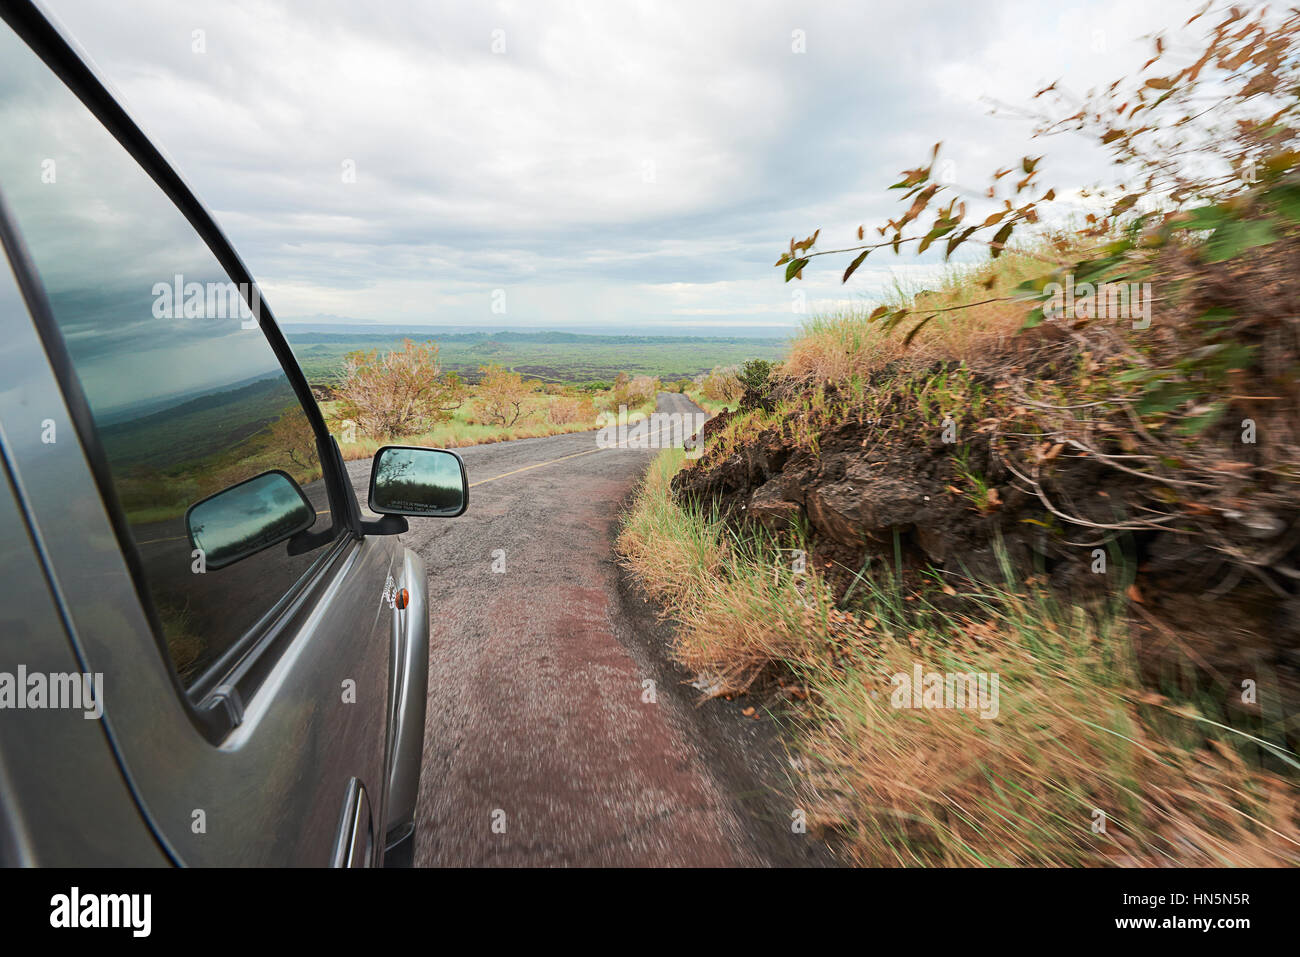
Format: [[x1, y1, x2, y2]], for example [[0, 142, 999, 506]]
[[675, 280, 1300, 749]]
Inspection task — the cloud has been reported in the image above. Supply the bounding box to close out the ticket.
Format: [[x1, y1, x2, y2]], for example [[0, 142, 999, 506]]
[[41, 0, 1194, 332]]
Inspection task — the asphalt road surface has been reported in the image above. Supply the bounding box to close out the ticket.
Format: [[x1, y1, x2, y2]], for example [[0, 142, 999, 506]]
[[346, 392, 776, 866]]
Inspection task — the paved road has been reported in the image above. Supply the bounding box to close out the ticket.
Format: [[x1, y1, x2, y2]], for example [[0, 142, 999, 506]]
[[346, 392, 765, 866]]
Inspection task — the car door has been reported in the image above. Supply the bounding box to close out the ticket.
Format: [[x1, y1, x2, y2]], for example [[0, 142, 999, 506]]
[[0, 11, 399, 865], [0, 244, 171, 867]]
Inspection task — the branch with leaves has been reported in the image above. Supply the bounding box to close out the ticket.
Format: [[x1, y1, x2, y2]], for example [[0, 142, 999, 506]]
[[776, 5, 1300, 345]]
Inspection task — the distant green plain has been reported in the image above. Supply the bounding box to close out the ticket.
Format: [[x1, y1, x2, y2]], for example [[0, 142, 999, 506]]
[[284, 329, 790, 386]]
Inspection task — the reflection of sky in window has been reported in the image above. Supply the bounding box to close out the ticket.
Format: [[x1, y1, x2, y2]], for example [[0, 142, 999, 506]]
[[0, 28, 280, 413]]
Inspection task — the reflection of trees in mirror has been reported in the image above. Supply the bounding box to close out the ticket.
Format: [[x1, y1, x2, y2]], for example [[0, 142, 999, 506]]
[[376, 478, 462, 513], [375, 449, 463, 513], [378, 457, 415, 482], [265, 411, 322, 484]]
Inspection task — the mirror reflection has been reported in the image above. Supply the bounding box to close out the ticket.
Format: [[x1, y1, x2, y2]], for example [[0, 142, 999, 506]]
[[187, 470, 316, 570], [369, 447, 466, 517]]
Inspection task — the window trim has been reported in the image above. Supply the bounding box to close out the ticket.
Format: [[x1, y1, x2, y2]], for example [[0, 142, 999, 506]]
[[0, 2, 365, 742]]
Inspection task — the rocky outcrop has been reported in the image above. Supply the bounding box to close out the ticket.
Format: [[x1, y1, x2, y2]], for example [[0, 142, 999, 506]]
[[673, 415, 1035, 577], [671, 392, 1300, 747]]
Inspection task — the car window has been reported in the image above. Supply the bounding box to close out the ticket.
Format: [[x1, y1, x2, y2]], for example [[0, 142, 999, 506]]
[[0, 27, 341, 687]]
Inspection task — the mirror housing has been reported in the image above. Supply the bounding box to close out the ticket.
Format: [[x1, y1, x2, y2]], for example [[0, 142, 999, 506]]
[[368, 446, 468, 518], [185, 469, 317, 570]]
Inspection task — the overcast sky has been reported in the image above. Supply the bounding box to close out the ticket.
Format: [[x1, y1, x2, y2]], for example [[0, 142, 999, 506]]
[[42, 0, 1197, 335]]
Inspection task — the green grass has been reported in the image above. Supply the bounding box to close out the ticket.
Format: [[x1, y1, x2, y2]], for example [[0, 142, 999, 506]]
[[287, 330, 789, 387], [322, 393, 597, 460], [321, 381, 664, 461], [684, 391, 737, 416]]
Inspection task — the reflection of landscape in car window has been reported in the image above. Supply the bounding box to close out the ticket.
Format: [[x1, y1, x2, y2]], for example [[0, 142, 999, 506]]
[[0, 29, 336, 685], [99, 378, 323, 526], [375, 449, 463, 514]]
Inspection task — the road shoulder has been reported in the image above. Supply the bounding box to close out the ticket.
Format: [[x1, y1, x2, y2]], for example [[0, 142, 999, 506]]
[[609, 497, 838, 868]]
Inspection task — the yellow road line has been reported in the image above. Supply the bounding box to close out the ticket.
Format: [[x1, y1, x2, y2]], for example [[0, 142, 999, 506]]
[[469, 445, 607, 488], [468, 420, 691, 489]]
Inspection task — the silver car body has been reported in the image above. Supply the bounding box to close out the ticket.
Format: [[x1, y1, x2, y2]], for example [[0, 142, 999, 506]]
[[0, 1, 431, 866]]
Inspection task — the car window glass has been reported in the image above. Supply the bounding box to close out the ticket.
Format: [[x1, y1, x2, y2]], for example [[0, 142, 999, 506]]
[[0, 27, 340, 687]]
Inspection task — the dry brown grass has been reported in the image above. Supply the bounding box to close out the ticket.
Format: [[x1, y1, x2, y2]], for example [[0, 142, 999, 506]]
[[801, 581, 1300, 867], [619, 209, 1300, 866], [783, 246, 1069, 383], [618, 449, 828, 693], [327, 390, 605, 462], [619, 448, 1300, 867]]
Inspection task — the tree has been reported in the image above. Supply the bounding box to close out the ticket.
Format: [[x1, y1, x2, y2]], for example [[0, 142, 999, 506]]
[[699, 365, 744, 403], [265, 407, 320, 480], [336, 339, 465, 440], [548, 394, 595, 425], [477, 363, 537, 426]]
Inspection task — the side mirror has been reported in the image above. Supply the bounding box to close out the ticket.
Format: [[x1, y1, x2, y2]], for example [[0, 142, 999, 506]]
[[368, 446, 468, 518], [185, 469, 316, 570]]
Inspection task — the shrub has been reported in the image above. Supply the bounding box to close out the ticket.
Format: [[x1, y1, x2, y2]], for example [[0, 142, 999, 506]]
[[477, 363, 538, 427], [547, 395, 595, 425], [777, 7, 1300, 354], [698, 365, 743, 403], [336, 339, 464, 440], [599, 372, 660, 411]]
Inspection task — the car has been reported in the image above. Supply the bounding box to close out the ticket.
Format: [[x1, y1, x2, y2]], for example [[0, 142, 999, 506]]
[[0, 0, 466, 866]]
